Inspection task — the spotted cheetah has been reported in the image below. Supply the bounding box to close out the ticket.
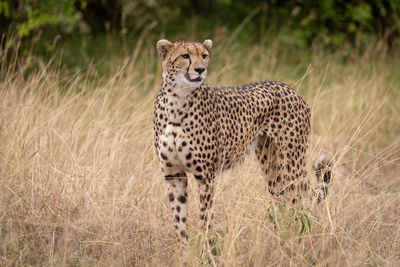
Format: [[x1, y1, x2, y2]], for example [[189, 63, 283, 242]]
[[153, 39, 332, 246]]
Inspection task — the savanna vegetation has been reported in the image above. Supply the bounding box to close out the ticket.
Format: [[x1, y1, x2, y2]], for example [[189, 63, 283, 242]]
[[1, 1, 400, 266]]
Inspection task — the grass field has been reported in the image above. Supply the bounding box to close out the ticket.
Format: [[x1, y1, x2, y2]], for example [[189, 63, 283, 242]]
[[1, 37, 400, 266]]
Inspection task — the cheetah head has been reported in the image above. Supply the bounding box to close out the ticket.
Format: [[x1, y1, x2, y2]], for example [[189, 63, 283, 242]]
[[157, 39, 212, 89]]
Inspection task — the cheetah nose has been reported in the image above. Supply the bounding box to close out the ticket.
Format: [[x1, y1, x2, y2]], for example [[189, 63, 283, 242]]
[[195, 67, 205, 74]]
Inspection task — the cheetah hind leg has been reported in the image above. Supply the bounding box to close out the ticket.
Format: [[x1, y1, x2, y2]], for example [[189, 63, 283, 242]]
[[313, 154, 333, 203], [253, 134, 333, 205], [253, 133, 308, 206], [253, 134, 280, 196]]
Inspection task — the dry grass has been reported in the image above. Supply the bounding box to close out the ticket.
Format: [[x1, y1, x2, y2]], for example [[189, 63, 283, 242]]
[[1, 38, 400, 266]]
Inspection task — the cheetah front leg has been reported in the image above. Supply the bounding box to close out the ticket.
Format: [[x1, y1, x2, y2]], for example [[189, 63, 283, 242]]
[[164, 172, 189, 245], [193, 172, 215, 234]]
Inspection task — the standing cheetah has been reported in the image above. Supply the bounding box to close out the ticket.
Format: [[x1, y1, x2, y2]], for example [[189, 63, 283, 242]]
[[153, 39, 331, 245]]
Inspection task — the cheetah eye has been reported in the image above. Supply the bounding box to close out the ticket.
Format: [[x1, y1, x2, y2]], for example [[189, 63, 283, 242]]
[[202, 54, 208, 59], [182, 53, 190, 59]]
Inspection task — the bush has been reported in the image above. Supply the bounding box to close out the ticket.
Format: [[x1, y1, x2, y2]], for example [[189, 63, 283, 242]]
[[0, 0, 81, 37], [1, 0, 400, 48]]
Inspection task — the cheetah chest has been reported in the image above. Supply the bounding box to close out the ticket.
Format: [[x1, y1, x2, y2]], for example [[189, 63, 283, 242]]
[[158, 124, 192, 170]]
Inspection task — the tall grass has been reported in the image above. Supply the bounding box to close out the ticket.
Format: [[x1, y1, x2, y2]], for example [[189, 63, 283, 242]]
[[1, 36, 399, 266]]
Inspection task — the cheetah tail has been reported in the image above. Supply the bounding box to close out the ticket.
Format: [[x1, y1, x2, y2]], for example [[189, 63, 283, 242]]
[[313, 154, 333, 203]]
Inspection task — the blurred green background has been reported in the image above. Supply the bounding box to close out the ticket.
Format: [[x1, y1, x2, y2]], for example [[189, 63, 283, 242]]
[[1, 0, 400, 72]]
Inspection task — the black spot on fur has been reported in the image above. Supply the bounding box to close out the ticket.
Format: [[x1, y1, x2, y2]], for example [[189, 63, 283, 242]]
[[178, 195, 187, 203]]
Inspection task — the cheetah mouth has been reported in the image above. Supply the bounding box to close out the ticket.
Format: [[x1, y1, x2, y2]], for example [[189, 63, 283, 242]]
[[185, 75, 202, 83]]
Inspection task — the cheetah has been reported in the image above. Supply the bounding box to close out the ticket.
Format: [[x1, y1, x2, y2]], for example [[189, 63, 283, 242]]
[[153, 39, 332, 246]]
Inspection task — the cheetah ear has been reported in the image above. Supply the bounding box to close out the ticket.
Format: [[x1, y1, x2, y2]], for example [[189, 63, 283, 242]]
[[157, 39, 173, 60], [202, 39, 212, 52]]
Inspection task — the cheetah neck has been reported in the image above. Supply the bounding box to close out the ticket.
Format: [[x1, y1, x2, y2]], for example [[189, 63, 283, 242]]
[[161, 70, 200, 98], [161, 75, 198, 124]]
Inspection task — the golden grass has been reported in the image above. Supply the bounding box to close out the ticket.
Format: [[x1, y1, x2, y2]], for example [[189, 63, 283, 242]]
[[1, 39, 399, 266]]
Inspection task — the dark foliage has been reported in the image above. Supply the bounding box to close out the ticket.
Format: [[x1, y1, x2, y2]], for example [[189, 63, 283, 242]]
[[1, 0, 399, 48]]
